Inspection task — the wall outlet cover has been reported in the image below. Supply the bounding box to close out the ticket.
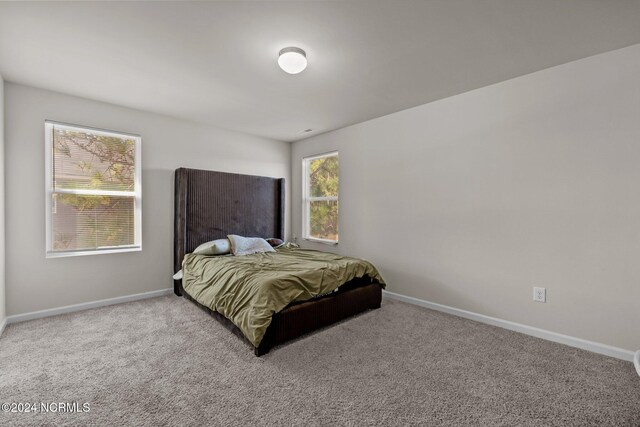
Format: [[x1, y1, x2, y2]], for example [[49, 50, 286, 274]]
[[533, 287, 546, 303]]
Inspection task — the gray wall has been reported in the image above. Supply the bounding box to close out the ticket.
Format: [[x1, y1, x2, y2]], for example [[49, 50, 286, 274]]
[[0, 76, 5, 325], [5, 83, 290, 316], [292, 44, 640, 351]]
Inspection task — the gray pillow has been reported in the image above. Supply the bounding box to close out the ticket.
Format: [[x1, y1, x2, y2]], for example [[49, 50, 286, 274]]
[[228, 235, 276, 256], [193, 238, 231, 255]]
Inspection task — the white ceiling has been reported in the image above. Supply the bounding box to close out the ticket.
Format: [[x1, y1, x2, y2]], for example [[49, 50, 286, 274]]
[[1, 1, 640, 142]]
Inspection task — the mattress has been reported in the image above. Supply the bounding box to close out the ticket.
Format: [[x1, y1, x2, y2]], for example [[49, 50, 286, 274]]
[[181, 246, 385, 347]]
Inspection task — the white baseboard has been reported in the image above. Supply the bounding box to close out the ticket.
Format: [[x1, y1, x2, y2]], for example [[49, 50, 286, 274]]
[[0, 317, 7, 339], [383, 290, 635, 362], [5, 288, 173, 326]]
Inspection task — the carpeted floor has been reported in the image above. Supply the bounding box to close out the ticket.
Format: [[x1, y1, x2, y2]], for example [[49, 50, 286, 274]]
[[0, 296, 638, 426]]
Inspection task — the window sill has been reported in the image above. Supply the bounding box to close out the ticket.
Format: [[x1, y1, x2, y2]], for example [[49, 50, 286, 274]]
[[303, 237, 339, 246], [46, 246, 142, 258]]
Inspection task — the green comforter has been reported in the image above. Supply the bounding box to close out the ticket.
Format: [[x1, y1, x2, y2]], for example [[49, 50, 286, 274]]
[[181, 246, 385, 347]]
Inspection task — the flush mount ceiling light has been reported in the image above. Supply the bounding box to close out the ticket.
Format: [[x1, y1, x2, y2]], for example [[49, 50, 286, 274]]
[[278, 47, 307, 74]]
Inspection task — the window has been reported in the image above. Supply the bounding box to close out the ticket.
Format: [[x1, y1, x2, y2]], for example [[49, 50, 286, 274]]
[[303, 151, 338, 243], [45, 121, 141, 257]]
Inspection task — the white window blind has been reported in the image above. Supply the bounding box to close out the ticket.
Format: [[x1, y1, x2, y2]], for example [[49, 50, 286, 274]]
[[302, 151, 339, 244], [45, 121, 142, 257]]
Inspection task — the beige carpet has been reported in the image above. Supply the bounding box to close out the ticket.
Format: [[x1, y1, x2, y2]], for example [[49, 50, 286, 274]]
[[0, 295, 638, 426]]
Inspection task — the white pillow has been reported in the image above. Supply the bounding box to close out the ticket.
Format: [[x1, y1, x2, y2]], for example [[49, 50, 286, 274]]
[[193, 238, 231, 255], [173, 270, 183, 280], [228, 235, 276, 256]]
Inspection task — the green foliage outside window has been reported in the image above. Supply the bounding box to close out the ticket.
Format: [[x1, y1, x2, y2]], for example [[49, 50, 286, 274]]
[[52, 129, 136, 250], [307, 155, 338, 241]]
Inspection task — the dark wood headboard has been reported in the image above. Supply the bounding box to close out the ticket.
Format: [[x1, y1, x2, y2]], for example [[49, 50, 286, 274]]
[[173, 168, 285, 295]]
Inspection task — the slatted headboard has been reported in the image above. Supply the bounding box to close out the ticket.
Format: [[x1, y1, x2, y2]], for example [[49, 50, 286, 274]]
[[173, 168, 285, 295]]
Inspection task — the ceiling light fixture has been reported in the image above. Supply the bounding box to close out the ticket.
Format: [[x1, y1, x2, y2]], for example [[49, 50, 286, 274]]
[[278, 47, 307, 74]]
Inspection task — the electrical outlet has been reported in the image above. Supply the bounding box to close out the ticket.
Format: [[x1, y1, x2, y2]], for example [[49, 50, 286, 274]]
[[533, 287, 546, 303]]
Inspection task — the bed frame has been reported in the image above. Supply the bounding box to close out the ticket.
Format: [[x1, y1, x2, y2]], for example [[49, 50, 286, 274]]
[[173, 167, 382, 356]]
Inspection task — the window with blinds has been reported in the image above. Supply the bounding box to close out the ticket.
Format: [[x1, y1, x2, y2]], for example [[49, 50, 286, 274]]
[[302, 151, 339, 244], [45, 121, 142, 257]]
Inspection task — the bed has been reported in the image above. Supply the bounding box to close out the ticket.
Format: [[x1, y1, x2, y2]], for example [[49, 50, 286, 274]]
[[173, 167, 384, 356]]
